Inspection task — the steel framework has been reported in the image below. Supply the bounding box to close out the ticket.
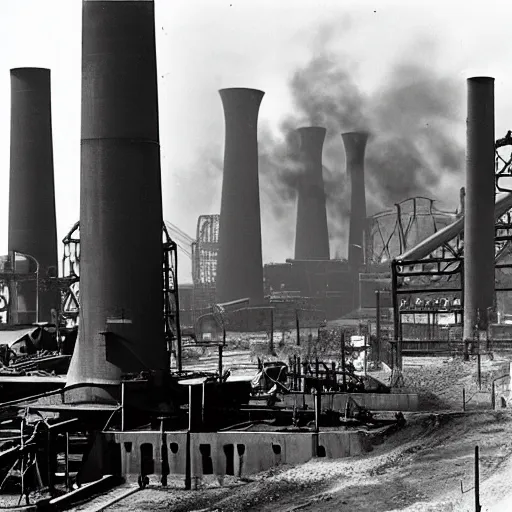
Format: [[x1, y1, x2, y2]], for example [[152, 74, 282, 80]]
[[0, 253, 73, 326], [390, 132, 512, 367], [366, 197, 458, 264], [191, 215, 220, 322], [192, 214, 219, 286], [60, 221, 183, 371]]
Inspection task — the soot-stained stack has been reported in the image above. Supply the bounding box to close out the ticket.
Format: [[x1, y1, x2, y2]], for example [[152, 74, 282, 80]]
[[463, 77, 496, 341], [66, 0, 166, 401], [294, 127, 330, 260], [8, 68, 59, 325], [342, 131, 369, 311], [216, 88, 265, 305]]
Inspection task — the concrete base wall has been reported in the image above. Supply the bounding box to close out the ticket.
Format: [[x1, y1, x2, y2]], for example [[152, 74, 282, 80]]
[[108, 431, 188, 480], [281, 392, 420, 412], [105, 429, 368, 483]]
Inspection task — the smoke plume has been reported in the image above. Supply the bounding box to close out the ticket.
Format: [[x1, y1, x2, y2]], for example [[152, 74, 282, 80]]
[[257, 36, 465, 259]]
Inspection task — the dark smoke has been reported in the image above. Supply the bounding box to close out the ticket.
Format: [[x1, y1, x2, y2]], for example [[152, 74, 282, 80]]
[[257, 38, 465, 258]]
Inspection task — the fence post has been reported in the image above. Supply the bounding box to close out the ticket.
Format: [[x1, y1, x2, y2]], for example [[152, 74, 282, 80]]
[[477, 352, 481, 391], [475, 445, 481, 512]]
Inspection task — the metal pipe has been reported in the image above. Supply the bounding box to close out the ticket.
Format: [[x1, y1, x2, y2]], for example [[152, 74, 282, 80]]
[[294, 127, 330, 260], [463, 77, 496, 342], [216, 88, 265, 304], [391, 260, 401, 369], [121, 381, 125, 431], [8, 68, 59, 324], [314, 386, 321, 434], [67, 0, 166, 400]]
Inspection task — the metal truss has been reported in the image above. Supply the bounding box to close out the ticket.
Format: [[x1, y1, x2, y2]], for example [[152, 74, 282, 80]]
[[496, 130, 512, 193], [390, 131, 512, 359], [191, 215, 219, 286], [366, 197, 458, 264]]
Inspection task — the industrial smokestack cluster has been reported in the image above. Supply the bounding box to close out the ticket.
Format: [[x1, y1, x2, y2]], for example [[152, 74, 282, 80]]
[[215, 88, 265, 305], [66, 0, 167, 401], [463, 77, 496, 341], [294, 127, 330, 261], [8, 67, 59, 325], [5, 0, 498, 395]]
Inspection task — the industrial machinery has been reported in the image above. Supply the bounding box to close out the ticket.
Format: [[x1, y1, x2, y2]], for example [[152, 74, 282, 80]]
[[61, 220, 183, 371]]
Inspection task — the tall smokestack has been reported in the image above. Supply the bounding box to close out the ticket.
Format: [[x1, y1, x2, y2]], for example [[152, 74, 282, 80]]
[[8, 68, 59, 324], [294, 127, 330, 260], [67, 0, 166, 402], [342, 131, 369, 310], [216, 88, 265, 305], [463, 77, 495, 342]]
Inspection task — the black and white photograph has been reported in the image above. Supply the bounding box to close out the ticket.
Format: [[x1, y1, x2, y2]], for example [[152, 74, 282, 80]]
[[0, 1, 510, 510]]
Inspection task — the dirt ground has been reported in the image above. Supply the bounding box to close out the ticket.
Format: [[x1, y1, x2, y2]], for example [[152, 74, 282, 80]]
[[94, 353, 512, 512], [102, 411, 512, 512]]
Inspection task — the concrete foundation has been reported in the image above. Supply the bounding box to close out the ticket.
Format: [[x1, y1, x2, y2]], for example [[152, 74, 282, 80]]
[[106, 429, 368, 483]]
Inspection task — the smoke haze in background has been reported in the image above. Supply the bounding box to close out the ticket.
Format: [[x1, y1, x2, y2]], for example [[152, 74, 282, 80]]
[[258, 29, 465, 260], [167, 22, 466, 271]]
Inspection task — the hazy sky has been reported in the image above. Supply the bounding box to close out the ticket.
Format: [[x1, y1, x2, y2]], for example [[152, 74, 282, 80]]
[[0, 0, 511, 283]]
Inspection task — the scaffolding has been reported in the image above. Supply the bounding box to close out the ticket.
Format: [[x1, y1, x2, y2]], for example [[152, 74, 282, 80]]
[[191, 215, 219, 321], [192, 215, 219, 286], [61, 221, 183, 370], [390, 132, 512, 366]]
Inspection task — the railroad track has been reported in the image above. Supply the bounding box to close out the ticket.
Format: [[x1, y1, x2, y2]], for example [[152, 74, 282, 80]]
[[66, 483, 139, 512]]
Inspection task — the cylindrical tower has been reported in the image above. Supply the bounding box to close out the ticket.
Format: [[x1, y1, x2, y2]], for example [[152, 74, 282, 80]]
[[215, 88, 265, 305], [8, 67, 59, 325], [342, 131, 370, 311], [66, 0, 167, 402], [294, 127, 330, 260], [463, 77, 496, 341]]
